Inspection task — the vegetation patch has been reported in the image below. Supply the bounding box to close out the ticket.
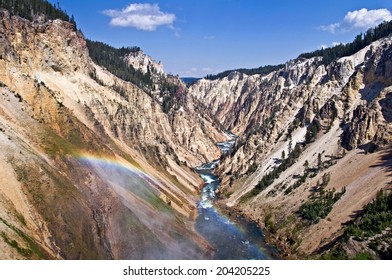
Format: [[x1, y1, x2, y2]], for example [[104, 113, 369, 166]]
[[344, 190, 392, 241], [86, 40, 152, 91], [299, 20, 392, 65], [239, 141, 303, 203], [1, 231, 32, 258], [353, 252, 374, 260], [0, 0, 76, 28], [320, 246, 349, 260], [0, 217, 47, 259], [41, 128, 76, 156], [320, 190, 392, 259], [284, 172, 308, 195], [40, 109, 110, 158], [305, 118, 321, 144], [205, 64, 285, 80], [298, 186, 346, 224]]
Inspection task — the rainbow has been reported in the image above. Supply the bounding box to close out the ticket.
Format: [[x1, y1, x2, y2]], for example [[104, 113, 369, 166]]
[[75, 153, 141, 174], [74, 153, 162, 193]]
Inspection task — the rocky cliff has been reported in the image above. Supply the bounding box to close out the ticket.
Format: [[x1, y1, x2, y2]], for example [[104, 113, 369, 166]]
[[0, 9, 226, 259], [189, 35, 392, 258], [124, 49, 164, 75]]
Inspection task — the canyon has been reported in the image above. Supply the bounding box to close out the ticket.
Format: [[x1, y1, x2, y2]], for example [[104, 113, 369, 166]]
[[189, 35, 392, 258], [0, 5, 391, 259]]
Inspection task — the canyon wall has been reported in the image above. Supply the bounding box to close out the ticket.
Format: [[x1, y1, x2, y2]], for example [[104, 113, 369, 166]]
[[189, 36, 392, 258], [0, 10, 226, 259]]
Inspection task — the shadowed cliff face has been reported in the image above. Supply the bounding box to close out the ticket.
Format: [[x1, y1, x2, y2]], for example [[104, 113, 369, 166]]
[[0, 10, 223, 259], [189, 35, 392, 258]]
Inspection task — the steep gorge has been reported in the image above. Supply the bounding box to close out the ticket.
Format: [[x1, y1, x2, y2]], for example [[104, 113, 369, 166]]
[[0, 2, 391, 260], [0, 9, 227, 259], [189, 35, 392, 258]]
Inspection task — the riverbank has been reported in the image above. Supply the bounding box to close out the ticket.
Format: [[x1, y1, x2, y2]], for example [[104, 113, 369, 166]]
[[215, 199, 295, 259], [194, 133, 279, 259], [214, 199, 282, 259]]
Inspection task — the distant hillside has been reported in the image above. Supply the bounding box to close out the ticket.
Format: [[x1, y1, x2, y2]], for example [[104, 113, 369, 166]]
[[205, 20, 392, 81], [86, 40, 153, 91], [0, 0, 76, 28], [204, 64, 285, 80], [298, 20, 392, 65], [181, 77, 201, 85]]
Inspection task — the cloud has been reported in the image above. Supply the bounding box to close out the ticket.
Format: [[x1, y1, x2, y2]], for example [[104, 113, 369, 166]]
[[344, 8, 392, 30], [319, 23, 340, 34], [103, 3, 176, 31], [319, 8, 392, 33], [318, 44, 328, 49], [317, 42, 344, 50]]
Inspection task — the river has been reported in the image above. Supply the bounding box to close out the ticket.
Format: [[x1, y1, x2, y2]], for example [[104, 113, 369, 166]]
[[195, 133, 279, 259]]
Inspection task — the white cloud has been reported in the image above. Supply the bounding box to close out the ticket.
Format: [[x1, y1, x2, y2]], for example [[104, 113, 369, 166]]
[[318, 44, 328, 49], [344, 8, 392, 30], [318, 42, 344, 50], [320, 23, 340, 33], [320, 8, 392, 33], [103, 3, 176, 31]]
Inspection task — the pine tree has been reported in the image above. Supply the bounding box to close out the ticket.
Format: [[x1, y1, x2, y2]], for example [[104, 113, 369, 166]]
[[288, 133, 293, 156], [303, 160, 309, 173], [317, 153, 323, 170], [0, 0, 76, 29]]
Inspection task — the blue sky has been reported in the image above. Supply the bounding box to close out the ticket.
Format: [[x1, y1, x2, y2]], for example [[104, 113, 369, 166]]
[[50, 1, 392, 77]]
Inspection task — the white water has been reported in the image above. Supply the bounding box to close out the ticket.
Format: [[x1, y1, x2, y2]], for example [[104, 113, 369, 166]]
[[195, 132, 279, 259]]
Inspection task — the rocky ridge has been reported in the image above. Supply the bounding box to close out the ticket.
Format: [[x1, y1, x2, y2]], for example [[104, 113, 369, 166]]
[[124, 49, 164, 75]]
